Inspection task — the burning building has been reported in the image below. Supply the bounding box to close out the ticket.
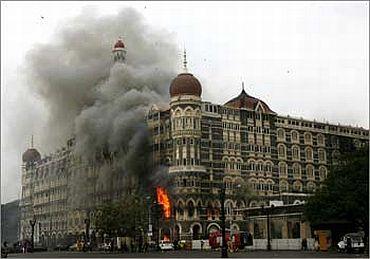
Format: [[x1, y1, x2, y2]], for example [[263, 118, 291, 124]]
[[19, 35, 369, 248], [146, 50, 369, 241]]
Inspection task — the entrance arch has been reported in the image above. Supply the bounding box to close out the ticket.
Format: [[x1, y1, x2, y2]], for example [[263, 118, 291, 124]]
[[190, 223, 202, 240], [207, 223, 221, 234]]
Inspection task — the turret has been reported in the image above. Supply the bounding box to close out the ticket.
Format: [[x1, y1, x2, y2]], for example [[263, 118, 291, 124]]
[[112, 37, 127, 63]]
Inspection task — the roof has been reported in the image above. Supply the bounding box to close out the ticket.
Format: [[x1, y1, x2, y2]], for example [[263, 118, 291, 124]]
[[169, 73, 202, 97], [22, 148, 41, 163], [113, 39, 125, 49], [224, 89, 275, 114]]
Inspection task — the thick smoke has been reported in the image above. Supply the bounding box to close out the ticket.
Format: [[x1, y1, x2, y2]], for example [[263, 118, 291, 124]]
[[26, 7, 178, 206]]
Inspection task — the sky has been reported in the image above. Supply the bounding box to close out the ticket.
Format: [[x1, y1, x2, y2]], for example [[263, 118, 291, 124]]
[[1, 1, 369, 203]]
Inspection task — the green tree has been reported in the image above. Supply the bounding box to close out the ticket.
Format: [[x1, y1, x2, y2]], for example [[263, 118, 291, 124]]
[[94, 194, 149, 238], [304, 146, 369, 238]]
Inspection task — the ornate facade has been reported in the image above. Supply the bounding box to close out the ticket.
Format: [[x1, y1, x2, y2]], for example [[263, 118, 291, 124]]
[[20, 39, 369, 247], [146, 57, 369, 241]]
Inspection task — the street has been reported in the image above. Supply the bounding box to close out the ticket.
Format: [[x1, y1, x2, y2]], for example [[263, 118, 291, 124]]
[[7, 250, 369, 258]]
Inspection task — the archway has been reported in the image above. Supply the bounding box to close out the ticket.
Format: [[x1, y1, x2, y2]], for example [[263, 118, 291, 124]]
[[191, 223, 202, 240], [207, 223, 221, 234]]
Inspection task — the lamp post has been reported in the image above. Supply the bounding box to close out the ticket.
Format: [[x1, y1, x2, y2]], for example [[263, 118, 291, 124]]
[[220, 183, 228, 258], [261, 204, 274, 251], [29, 217, 36, 252]]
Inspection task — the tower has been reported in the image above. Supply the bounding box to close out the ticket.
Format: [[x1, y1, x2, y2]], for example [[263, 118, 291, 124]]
[[112, 37, 127, 63], [169, 50, 206, 240]]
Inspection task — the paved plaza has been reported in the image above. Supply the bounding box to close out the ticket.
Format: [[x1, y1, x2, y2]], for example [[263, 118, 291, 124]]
[[7, 250, 369, 258]]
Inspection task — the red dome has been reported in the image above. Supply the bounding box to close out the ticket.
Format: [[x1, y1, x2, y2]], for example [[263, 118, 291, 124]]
[[22, 148, 41, 163], [170, 73, 202, 97], [114, 39, 125, 49], [225, 89, 275, 113]]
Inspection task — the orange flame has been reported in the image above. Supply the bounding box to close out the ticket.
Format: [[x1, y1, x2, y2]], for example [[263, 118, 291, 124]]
[[156, 186, 171, 218], [163, 235, 170, 241]]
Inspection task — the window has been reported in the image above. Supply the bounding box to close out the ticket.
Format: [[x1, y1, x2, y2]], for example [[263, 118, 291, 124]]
[[304, 132, 312, 144], [292, 146, 300, 160], [278, 144, 286, 158], [280, 180, 288, 192], [318, 149, 326, 163], [319, 166, 327, 181], [305, 147, 313, 161], [292, 163, 301, 178], [291, 131, 299, 143], [307, 182, 316, 192], [293, 181, 302, 192], [279, 162, 287, 177], [277, 129, 285, 140], [306, 165, 314, 180], [317, 134, 325, 146]]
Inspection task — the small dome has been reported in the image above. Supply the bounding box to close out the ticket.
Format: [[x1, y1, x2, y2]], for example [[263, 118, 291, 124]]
[[22, 148, 41, 163], [225, 89, 275, 113], [170, 73, 202, 97], [113, 39, 125, 49]]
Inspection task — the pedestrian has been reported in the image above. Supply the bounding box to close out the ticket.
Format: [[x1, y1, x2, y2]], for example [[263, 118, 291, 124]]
[[314, 237, 320, 252], [346, 237, 352, 253], [301, 238, 307, 251], [201, 240, 204, 250]]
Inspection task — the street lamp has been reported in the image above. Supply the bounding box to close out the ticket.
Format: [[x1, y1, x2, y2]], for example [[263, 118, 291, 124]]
[[29, 216, 36, 252], [220, 183, 228, 258], [261, 204, 274, 251]]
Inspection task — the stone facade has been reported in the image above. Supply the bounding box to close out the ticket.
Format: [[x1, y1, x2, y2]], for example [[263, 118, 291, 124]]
[[19, 40, 369, 247], [146, 70, 369, 241]]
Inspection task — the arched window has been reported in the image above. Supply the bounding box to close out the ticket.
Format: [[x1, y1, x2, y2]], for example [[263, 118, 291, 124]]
[[304, 132, 312, 144], [292, 163, 301, 178], [318, 149, 326, 163], [278, 144, 286, 158], [317, 134, 325, 146], [280, 180, 288, 192], [305, 147, 313, 162], [292, 145, 300, 160], [306, 164, 314, 180], [277, 128, 285, 140], [293, 181, 302, 192], [291, 130, 299, 143], [307, 182, 316, 192], [279, 162, 287, 177], [319, 166, 327, 181]]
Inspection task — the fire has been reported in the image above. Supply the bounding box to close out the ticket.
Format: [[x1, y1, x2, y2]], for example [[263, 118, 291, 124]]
[[156, 186, 171, 218], [163, 235, 170, 241]]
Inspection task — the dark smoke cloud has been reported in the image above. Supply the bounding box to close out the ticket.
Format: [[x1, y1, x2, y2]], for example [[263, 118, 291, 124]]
[[25, 7, 178, 206]]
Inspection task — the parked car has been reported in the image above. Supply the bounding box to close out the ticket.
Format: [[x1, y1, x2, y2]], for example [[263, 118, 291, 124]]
[[337, 233, 365, 253], [97, 242, 111, 251], [158, 240, 174, 251]]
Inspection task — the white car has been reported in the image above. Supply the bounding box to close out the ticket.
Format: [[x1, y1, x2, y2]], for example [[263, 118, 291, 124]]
[[159, 241, 174, 251]]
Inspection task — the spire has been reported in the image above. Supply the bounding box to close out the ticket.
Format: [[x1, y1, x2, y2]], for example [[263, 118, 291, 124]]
[[183, 48, 188, 73], [31, 135, 34, 148], [242, 81, 245, 91]]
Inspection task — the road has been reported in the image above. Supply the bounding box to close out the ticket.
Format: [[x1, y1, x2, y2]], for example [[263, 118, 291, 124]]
[[7, 250, 369, 258]]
